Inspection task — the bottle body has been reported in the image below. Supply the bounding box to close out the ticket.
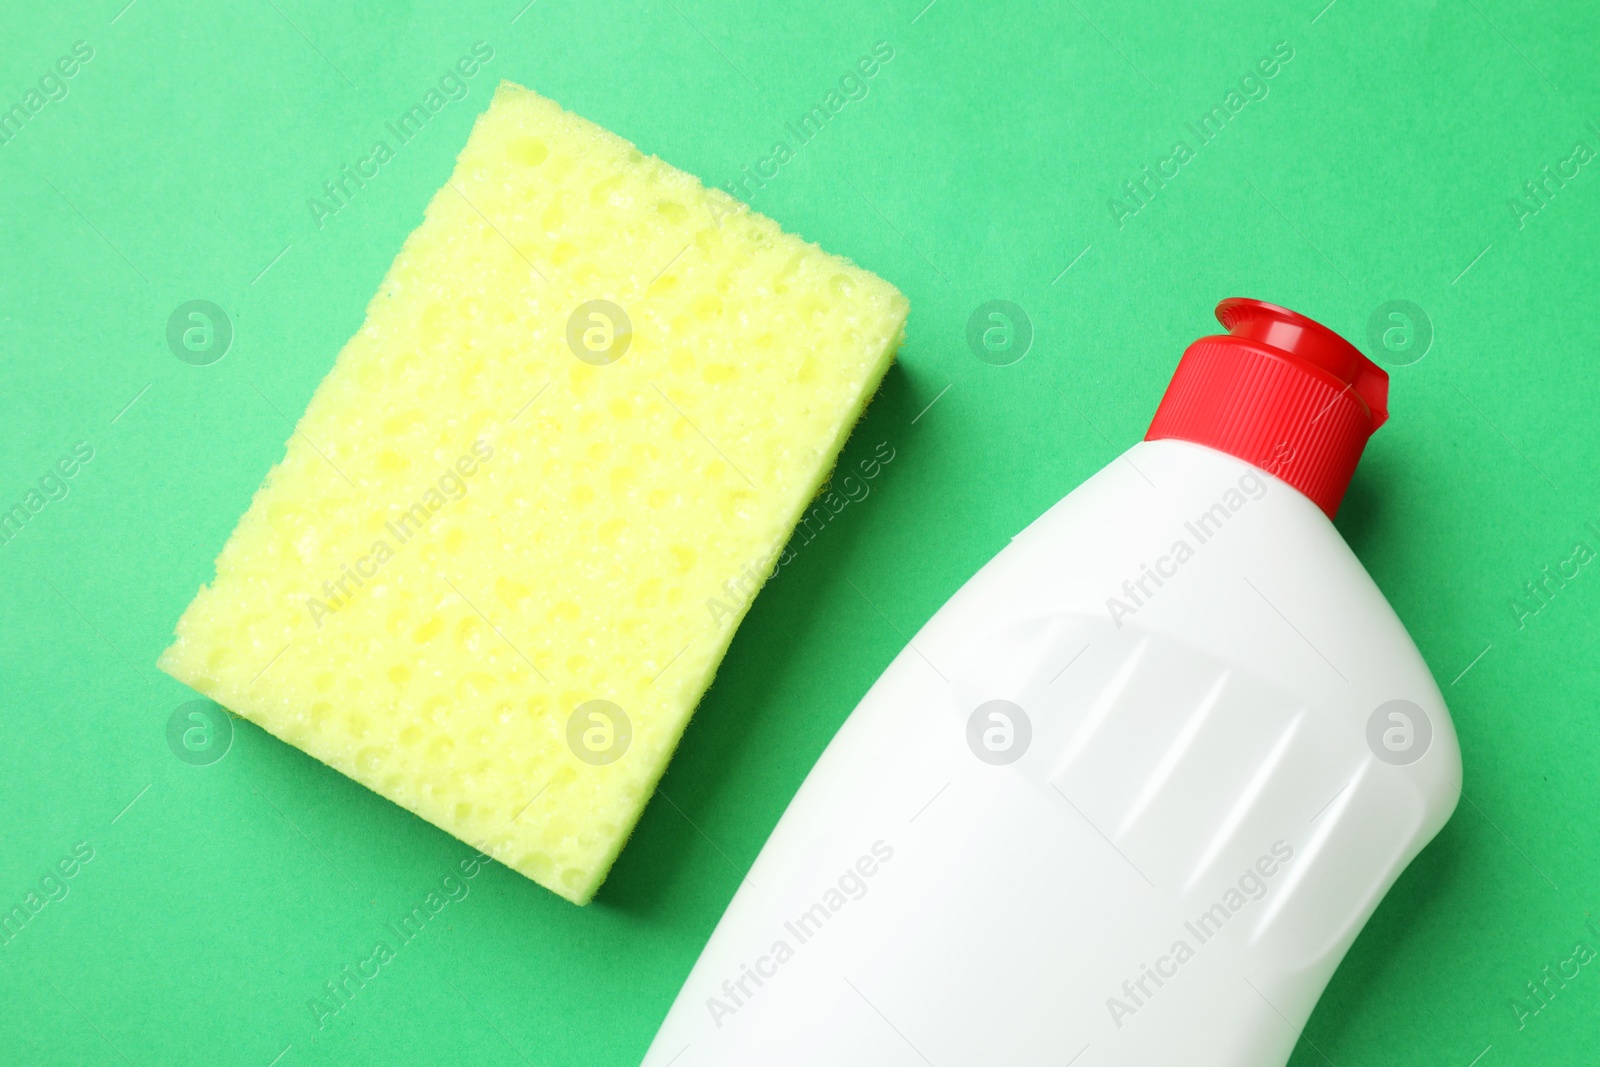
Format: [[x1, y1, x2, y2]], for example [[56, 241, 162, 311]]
[[643, 438, 1461, 1067]]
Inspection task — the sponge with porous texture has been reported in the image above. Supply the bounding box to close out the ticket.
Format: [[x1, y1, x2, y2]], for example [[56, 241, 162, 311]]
[[157, 81, 907, 904]]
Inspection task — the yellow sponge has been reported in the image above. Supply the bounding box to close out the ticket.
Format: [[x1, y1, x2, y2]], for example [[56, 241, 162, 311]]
[[158, 82, 907, 904]]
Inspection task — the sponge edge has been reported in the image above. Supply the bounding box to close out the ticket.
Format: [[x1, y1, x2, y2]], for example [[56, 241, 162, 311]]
[[157, 81, 908, 904]]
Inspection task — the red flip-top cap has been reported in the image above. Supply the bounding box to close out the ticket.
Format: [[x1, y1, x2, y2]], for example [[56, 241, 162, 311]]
[[1146, 299, 1388, 519]]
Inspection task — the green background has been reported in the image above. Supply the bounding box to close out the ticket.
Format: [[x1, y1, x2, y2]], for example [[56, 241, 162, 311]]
[[2, 0, 1597, 1063]]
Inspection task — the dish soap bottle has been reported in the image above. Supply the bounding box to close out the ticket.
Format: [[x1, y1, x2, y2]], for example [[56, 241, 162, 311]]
[[644, 299, 1461, 1067]]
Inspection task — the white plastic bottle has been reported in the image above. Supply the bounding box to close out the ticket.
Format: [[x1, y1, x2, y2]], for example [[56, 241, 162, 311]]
[[643, 299, 1461, 1067]]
